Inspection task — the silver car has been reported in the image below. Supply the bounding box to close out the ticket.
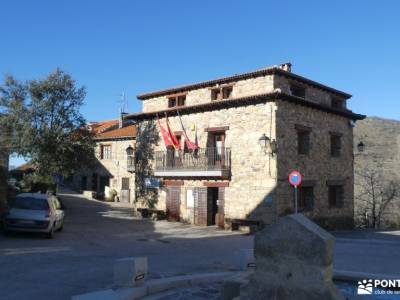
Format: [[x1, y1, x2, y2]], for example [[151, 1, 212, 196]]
[[3, 193, 65, 238]]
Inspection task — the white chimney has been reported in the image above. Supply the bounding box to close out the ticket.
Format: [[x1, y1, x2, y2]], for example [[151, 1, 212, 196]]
[[279, 63, 292, 72], [119, 111, 128, 129]]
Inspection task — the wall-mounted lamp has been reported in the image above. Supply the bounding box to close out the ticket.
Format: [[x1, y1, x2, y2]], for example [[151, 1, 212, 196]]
[[357, 141, 365, 153], [259, 133, 277, 156], [258, 133, 270, 149], [126, 145, 134, 156]]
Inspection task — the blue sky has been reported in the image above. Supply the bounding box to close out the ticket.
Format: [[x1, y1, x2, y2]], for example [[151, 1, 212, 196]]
[[2, 1, 399, 166]]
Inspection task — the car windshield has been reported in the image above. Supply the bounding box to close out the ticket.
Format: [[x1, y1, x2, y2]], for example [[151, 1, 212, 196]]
[[11, 197, 49, 211]]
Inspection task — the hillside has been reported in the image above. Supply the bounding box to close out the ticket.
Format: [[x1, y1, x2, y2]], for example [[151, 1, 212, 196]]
[[354, 117, 400, 227]]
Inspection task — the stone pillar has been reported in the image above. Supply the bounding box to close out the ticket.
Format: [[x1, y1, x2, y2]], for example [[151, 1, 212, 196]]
[[238, 214, 344, 300]]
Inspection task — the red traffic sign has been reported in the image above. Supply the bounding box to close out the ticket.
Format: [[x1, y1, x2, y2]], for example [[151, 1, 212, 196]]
[[288, 170, 302, 187]]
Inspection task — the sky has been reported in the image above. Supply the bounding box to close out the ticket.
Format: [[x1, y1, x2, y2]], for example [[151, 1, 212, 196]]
[[1, 0, 400, 167]]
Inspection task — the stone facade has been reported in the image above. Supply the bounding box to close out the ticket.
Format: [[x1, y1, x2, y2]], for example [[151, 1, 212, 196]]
[[275, 100, 355, 229], [131, 64, 363, 229], [147, 102, 277, 224], [72, 120, 136, 204], [73, 139, 136, 203]]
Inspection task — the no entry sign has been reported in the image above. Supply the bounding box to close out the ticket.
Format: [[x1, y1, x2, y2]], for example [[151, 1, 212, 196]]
[[288, 170, 302, 187]]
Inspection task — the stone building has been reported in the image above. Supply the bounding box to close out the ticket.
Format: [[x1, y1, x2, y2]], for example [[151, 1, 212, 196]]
[[128, 63, 365, 229], [72, 114, 136, 204]]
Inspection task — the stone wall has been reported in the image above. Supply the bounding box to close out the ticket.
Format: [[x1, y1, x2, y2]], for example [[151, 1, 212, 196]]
[[142, 75, 274, 112], [73, 139, 136, 204], [275, 99, 354, 229], [142, 73, 348, 113], [274, 75, 348, 108], [138, 102, 278, 224]]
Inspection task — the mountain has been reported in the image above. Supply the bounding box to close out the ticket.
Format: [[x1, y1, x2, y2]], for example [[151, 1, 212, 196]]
[[354, 116, 400, 227]]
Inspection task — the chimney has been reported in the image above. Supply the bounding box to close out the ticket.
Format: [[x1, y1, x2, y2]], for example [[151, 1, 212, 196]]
[[119, 111, 128, 129], [279, 62, 292, 72]]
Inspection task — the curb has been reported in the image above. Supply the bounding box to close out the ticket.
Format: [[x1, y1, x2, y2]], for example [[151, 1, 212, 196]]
[[333, 270, 400, 282], [336, 237, 400, 246], [72, 271, 238, 300]]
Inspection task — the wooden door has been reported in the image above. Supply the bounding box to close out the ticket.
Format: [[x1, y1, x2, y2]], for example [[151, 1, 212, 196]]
[[194, 187, 207, 226], [166, 186, 181, 222]]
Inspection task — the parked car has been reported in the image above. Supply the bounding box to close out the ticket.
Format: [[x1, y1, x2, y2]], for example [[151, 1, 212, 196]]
[[3, 193, 65, 238]]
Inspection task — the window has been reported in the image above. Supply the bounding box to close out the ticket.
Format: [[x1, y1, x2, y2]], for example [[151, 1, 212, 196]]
[[328, 185, 344, 208], [211, 86, 233, 101], [168, 94, 186, 108], [298, 186, 314, 211], [296, 125, 311, 155], [330, 133, 342, 157], [331, 97, 344, 109], [211, 89, 221, 101], [290, 84, 306, 98], [100, 145, 111, 160], [222, 86, 233, 99]]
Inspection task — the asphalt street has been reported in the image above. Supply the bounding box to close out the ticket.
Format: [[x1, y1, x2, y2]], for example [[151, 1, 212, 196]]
[[0, 192, 399, 300]]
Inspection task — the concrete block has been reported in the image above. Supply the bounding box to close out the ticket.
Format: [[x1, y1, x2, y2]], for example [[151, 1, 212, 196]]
[[114, 257, 148, 287], [238, 249, 255, 271]]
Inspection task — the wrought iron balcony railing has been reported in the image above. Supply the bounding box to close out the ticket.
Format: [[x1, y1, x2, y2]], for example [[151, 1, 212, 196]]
[[154, 147, 231, 176]]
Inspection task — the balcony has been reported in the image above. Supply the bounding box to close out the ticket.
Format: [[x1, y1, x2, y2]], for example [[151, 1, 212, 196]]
[[154, 147, 231, 178]]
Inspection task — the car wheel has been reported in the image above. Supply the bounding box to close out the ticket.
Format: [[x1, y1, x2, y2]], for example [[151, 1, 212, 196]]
[[46, 225, 55, 239]]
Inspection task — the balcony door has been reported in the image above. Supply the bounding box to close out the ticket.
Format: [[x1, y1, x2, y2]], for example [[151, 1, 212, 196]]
[[208, 132, 225, 167]]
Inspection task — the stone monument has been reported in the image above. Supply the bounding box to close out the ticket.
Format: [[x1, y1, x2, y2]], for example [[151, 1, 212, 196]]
[[237, 214, 345, 300]]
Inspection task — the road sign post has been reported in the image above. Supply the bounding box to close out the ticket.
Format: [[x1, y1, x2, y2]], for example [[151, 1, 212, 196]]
[[288, 170, 302, 214]]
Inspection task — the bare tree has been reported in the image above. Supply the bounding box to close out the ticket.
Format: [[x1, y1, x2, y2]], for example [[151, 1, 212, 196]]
[[355, 166, 400, 229]]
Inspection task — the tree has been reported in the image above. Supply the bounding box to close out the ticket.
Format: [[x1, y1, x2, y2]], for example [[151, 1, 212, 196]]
[[0, 69, 95, 179], [355, 166, 400, 229]]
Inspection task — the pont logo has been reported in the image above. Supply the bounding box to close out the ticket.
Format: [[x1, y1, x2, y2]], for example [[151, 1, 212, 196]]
[[357, 279, 373, 294]]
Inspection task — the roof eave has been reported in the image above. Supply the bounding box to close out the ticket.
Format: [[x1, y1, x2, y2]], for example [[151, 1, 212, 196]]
[[128, 92, 365, 122]]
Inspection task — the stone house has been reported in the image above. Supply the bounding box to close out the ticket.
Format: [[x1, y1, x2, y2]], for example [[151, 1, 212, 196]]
[[72, 114, 136, 204], [128, 63, 365, 229]]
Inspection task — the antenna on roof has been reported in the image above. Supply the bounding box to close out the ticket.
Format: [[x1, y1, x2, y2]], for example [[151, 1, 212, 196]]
[[117, 91, 128, 113]]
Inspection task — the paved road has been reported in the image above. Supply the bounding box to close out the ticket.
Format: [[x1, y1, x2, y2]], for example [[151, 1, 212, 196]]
[[1, 192, 400, 300], [0, 192, 251, 300]]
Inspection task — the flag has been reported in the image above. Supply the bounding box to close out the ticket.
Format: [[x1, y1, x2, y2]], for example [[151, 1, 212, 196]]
[[157, 114, 173, 148], [165, 114, 181, 150], [177, 110, 199, 150]]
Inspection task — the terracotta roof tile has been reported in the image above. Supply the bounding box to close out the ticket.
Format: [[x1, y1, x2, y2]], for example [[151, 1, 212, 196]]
[[90, 119, 119, 134], [94, 124, 136, 140]]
